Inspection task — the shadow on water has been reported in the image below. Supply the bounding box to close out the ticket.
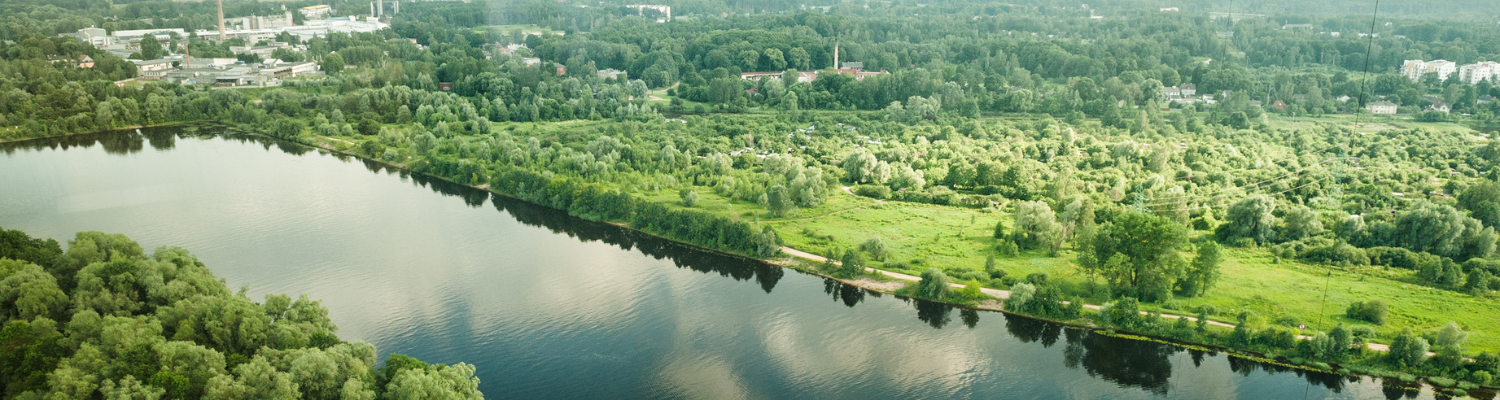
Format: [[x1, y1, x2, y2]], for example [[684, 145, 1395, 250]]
[[4, 128, 1421, 398]]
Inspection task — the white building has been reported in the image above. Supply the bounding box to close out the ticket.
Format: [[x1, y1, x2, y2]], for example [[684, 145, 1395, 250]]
[[300, 5, 332, 19], [1367, 100, 1398, 115], [226, 12, 295, 31], [1180, 83, 1196, 96], [195, 17, 388, 44], [1401, 59, 1457, 82], [1459, 61, 1500, 85], [133, 59, 178, 80], [75, 27, 110, 47]]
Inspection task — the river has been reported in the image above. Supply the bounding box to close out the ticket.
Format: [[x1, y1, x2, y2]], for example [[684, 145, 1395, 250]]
[[0, 127, 1438, 399]]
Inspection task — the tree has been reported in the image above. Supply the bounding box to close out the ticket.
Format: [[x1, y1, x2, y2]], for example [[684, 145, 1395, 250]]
[[140, 36, 164, 60], [1279, 205, 1323, 241], [1180, 241, 1222, 297], [861, 237, 890, 261], [321, 53, 345, 74], [1387, 328, 1429, 367], [1014, 201, 1062, 253], [1218, 195, 1276, 244], [1435, 321, 1469, 350], [1459, 181, 1500, 228], [679, 189, 698, 207], [916, 268, 952, 300], [993, 220, 1006, 239], [840, 249, 865, 278], [766, 185, 794, 217], [1090, 211, 1189, 302]]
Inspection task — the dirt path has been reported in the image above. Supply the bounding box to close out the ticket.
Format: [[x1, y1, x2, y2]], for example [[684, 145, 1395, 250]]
[[778, 246, 1425, 352]]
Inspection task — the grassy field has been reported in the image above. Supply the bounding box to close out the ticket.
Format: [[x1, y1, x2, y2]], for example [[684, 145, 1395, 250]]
[[379, 111, 1500, 353]]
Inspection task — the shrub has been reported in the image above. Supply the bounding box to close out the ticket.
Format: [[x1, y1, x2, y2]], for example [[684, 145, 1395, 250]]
[[861, 236, 890, 261], [1428, 377, 1456, 387], [1346, 300, 1388, 325], [997, 240, 1020, 257], [679, 188, 698, 207], [853, 184, 891, 199]]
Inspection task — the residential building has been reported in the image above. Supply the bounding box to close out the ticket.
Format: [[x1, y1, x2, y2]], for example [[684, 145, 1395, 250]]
[[77, 55, 94, 69], [1367, 100, 1398, 115], [1179, 83, 1196, 96], [840, 62, 863, 70], [1459, 61, 1500, 85], [521, 57, 541, 67], [1401, 59, 1457, 82]]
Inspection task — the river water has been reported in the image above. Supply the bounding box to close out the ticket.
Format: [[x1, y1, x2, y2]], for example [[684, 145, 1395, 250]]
[[0, 127, 1439, 399]]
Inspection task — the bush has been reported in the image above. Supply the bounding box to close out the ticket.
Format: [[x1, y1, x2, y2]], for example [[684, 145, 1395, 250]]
[[679, 188, 698, 207], [1346, 300, 1388, 325], [1428, 377, 1456, 387], [861, 236, 890, 261], [853, 184, 890, 199], [997, 240, 1020, 257]]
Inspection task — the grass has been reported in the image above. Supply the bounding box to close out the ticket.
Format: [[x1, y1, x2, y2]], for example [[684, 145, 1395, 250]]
[[331, 111, 1500, 355]]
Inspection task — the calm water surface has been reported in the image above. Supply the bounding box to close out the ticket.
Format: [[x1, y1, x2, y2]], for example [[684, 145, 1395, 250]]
[[0, 128, 1443, 399]]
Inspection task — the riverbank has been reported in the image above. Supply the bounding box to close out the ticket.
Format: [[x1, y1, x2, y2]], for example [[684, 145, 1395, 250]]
[[0, 121, 201, 144], [194, 126, 1489, 397]]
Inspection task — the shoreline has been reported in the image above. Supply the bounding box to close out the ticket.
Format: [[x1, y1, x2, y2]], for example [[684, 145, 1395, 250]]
[[48, 124, 1484, 395], [0, 122, 199, 145]]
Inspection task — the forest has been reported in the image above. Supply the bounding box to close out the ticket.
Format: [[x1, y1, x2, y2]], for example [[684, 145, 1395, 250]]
[[6, 0, 1500, 394], [0, 227, 482, 399]]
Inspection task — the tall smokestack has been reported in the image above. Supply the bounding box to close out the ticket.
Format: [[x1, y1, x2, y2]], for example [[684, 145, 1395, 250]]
[[377, 0, 383, 17], [216, 0, 225, 41], [833, 40, 839, 70]]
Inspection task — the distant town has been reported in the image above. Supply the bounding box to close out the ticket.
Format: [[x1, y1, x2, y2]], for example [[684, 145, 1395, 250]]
[[66, 3, 388, 88]]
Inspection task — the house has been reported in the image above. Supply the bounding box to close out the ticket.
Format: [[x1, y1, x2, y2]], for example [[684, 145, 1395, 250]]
[[1179, 83, 1196, 96], [1282, 23, 1314, 30], [555, 65, 566, 76], [521, 57, 541, 67], [1272, 100, 1287, 111], [1163, 86, 1181, 99], [438, 82, 453, 92], [597, 68, 627, 80], [1367, 100, 1398, 115], [77, 55, 95, 69], [840, 62, 863, 70], [1426, 102, 1451, 113], [1337, 95, 1351, 103]]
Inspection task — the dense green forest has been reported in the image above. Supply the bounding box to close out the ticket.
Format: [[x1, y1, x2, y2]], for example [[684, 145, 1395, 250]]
[[10, 0, 1500, 394], [0, 227, 481, 399]]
